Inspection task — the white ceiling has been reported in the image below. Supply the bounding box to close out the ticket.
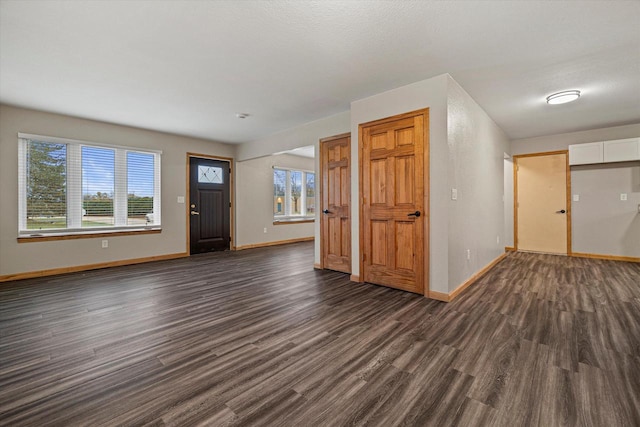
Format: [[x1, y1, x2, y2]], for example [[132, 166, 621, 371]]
[[1, 1, 639, 144]]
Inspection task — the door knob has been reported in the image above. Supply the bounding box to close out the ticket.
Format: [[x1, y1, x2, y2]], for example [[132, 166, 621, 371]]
[[556, 209, 566, 214], [191, 211, 200, 215], [323, 209, 331, 214], [407, 211, 421, 217]]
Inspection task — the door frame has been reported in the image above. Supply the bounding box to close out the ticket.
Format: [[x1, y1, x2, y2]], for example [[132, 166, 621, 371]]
[[358, 108, 430, 296], [319, 132, 351, 271], [186, 153, 235, 255], [513, 150, 572, 255]]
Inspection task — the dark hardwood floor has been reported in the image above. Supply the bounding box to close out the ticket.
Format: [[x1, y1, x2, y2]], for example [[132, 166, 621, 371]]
[[1, 242, 639, 426]]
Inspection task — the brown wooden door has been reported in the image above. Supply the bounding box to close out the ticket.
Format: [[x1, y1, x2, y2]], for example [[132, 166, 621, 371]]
[[189, 157, 231, 253], [360, 110, 427, 294], [320, 133, 351, 273], [515, 152, 570, 254]]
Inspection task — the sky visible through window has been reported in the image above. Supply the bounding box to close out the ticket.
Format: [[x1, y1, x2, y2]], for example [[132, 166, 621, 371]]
[[80, 147, 154, 197], [127, 152, 154, 197]]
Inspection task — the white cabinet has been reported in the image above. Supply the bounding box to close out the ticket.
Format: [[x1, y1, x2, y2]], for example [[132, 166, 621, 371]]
[[603, 137, 640, 163], [569, 141, 603, 165], [569, 138, 640, 165]]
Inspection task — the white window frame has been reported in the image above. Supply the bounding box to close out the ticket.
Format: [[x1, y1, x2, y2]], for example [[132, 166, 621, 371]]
[[273, 167, 315, 222], [18, 133, 161, 237]]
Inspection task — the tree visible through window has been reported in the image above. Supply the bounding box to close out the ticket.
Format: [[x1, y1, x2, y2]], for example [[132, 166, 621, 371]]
[[273, 168, 315, 220], [273, 169, 286, 216], [25, 142, 67, 229], [306, 173, 315, 215]]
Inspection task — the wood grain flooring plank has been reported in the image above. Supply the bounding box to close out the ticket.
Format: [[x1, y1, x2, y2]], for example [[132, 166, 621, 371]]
[[1, 244, 639, 426]]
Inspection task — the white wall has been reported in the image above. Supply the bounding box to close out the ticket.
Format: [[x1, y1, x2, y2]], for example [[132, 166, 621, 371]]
[[446, 77, 510, 292], [235, 153, 314, 247], [350, 74, 450, 294], [511, 124, 640, 156], [236, 111, 350, 162], [0, 104, 235, 277], [508, 123, 640, 258], [571, 162, 640, 257], [237, 111, 350, 265]]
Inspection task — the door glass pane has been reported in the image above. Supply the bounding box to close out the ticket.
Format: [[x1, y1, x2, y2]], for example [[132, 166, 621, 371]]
[[198, 165, 223, 183], [82, 146, 115, 227]]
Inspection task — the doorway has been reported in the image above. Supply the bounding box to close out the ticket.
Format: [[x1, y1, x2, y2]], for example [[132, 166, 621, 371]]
[[359, 109, 429, 295], [514, 151, 571, 255], [188, 154, 233, 254], [320, 133, 351, 274]]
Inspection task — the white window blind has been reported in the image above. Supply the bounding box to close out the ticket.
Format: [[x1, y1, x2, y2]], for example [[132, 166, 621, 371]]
[[18, 133, 161, 235]]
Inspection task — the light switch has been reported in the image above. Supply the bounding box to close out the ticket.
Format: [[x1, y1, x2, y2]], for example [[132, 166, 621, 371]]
[[620, 193, 628, 201], [451, 188, 458, 201], [177, 196, 185, 203], [573, 194, 580, 202]]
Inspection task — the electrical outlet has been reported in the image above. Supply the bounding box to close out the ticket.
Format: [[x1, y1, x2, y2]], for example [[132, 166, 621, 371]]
[[620, 193, 627, 201], [263, 227, 267, 233], [177, 196, 185, 204], [451, 188, 458, 201], [101, 240, 108, 248], [466, 249, 471, 260], [573, 194, 580, 202]]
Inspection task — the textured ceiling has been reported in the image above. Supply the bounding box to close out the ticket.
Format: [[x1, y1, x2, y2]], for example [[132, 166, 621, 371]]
[[1, 1, 639, 144]]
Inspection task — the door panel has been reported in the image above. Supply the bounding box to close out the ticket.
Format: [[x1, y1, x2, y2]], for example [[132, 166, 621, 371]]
[[189, 157, 231, 254], [199, 190, 224, 239], [395, 156, 415, 204], [516, 153, 569, 254], [321, 134, 351, 274], [361, 111, 427, 294], [395, 221, 415, 271]]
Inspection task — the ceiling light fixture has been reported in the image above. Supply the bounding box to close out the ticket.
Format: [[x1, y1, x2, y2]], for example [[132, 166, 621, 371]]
[[546, 90, 581, 105], [236, 113, 250, 119]]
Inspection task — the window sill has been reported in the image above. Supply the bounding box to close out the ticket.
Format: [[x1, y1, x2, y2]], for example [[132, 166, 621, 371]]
[[17, 228, 161, 243], [273, 219, 315, 225]]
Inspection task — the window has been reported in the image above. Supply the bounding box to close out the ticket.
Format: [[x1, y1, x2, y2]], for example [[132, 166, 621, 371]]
[[273, 168, 315, 221], [18, 133, 161, 236]]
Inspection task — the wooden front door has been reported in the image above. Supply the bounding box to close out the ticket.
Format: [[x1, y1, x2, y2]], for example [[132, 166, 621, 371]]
[[189, 157, 231, 254], [515, 152, 570, 254], [360, 110, 428, 294], [320, 133, 351, 273]]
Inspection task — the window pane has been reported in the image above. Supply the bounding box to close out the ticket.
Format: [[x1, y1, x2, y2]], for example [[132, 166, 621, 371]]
[[26, 141, 67, 230], [82, 146, 115, 227], [290, 171, 302, 215], [127, 152, 155, 226], [273, 169, 286, 216], [306, 173, 315, 215]]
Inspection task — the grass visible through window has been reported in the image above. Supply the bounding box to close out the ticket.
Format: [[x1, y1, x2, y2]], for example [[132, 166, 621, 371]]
[[27, 217, 115, 229]]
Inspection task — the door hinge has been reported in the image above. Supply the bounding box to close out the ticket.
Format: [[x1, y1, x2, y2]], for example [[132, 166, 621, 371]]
[[229, 202, 232, 207]]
